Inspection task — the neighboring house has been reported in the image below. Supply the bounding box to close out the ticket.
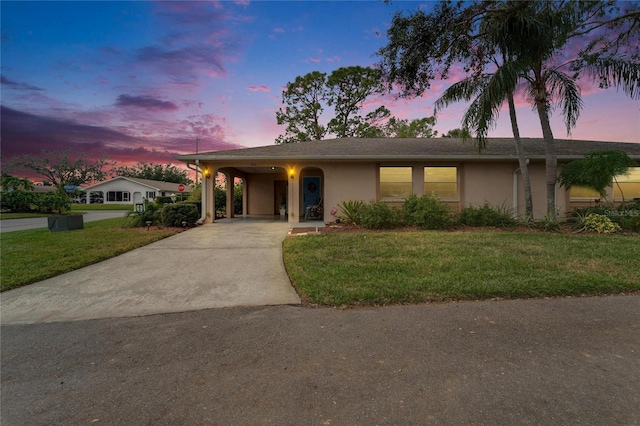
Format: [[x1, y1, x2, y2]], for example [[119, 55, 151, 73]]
[[83, 177, 191, 205], [177, 138, 640, 224]]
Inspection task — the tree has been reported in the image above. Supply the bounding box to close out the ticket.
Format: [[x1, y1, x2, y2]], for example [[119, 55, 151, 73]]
[[1, 174, 35, 192], [378, 1, 640, 217], [558, 149, 638, 202], [111, 161, 192, 184], [12, 149, 112, 194], [326, 66, 385, 137], [381, 116, 438, 138], [275, 66, 396, 142], [276, 71, 328, 144], [441, 128, 471, 139]]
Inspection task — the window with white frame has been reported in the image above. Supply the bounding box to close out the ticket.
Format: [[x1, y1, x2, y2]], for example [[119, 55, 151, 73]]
[[106, 191, 130, 202], [380, 167, 412, 199], [424, 167, 458, 199], [614, 167, 640, 200], [146, 191, 156, 199]]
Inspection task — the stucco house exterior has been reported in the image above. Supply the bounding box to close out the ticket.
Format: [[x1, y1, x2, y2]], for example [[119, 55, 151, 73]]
[[177, 138, 640, 224], [83, 176, 191, 205]]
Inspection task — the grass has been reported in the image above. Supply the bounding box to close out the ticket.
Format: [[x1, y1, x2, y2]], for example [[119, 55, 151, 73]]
[[0, 212, 54, 219], [284, 231, 640, 306], [70, 204, 133, 211], [0, 204, 132, 220], [1, 218, 179, 291]]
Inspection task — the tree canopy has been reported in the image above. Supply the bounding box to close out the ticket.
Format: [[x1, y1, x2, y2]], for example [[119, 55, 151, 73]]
[[275, 66, 437, 143], [11, 149, 113, 193], [111, 161, 192, 185]]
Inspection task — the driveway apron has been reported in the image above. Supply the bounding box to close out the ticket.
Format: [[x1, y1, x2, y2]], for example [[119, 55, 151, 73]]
[[1, 221, 300, 324]]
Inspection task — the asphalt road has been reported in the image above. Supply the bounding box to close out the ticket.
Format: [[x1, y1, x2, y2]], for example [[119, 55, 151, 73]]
[[2, 296, 639, 425], [0, 211, 128, 233]]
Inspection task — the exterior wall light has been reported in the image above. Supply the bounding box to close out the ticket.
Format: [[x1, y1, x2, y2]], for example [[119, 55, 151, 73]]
[[203, 168, 211, 178], [289, 168, 295, 179]]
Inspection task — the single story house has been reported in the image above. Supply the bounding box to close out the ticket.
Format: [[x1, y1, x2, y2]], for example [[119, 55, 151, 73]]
[[177, 138, 640, 224], [83, 176, 191, 205]]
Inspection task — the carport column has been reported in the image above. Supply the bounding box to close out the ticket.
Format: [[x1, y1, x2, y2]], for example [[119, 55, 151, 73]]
[[288, 170, 300, 224], [242, 181, 248, 217], [226, 172, 234, 219], [204, 168, 214, 224]]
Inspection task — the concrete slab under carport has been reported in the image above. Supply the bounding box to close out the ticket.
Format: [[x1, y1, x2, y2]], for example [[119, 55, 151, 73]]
[[0, 220, 301, 324]]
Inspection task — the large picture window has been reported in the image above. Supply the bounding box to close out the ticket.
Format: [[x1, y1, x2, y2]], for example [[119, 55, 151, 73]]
[[380, 167, 412, 199], [614, 167, 640, 200], [424, 167, 457, 199], [107, 191, 130, 202], [569, 185, 601, 200]]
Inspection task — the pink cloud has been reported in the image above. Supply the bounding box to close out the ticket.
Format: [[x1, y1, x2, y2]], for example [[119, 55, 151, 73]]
[[247, 85, 270, 92], [309, 57, 321, 63], [273, 28, 285, 33]]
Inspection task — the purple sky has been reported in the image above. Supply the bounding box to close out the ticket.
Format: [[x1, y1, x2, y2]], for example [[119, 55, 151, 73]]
[[2, 1, 639, 179]]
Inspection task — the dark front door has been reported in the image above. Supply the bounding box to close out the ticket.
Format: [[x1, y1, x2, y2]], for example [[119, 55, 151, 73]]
[[303, 176, 321, 218]]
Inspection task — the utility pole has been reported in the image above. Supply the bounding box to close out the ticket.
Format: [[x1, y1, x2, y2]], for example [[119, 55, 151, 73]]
[[195, 137, 200, 185]]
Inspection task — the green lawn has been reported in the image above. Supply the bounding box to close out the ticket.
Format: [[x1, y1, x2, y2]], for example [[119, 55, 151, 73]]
[[70, 204, 133, 211], [1, 218, 179, 291], [284, 231, 640, 306], [0, 204, 132, 220]]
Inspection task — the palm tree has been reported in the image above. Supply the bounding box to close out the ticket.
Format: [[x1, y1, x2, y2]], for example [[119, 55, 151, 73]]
[[378, 0, 640, 219], [434, 57, 535, 218]]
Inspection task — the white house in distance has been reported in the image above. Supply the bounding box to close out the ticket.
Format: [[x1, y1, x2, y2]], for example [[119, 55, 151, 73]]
[[83, 177, 191, 205]]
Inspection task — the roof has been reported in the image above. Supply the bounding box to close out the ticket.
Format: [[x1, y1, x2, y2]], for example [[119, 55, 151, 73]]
[[85, 176, 191, 192], [178, 138, 640, 163]]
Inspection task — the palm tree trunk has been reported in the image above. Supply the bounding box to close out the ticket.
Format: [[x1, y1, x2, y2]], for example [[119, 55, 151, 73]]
[[535, 98, 558, 218], [507, 92, 533, 217]]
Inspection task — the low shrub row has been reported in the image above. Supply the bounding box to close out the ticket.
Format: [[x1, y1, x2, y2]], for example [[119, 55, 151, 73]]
[[568, 200, 640, 233], [0, 190, 71, 213], [337, 195, 638, 232], [126, 200, 200, 228]]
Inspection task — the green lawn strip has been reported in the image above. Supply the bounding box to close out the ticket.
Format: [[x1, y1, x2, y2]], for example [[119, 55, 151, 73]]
[[1, 218, 179, 291], [0, 212, 53, 220], [284, 231, 640, 306], [70, 204, 133, 211]]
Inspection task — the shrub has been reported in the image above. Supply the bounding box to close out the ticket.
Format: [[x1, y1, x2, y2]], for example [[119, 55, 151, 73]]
[[337, 200, 365, 224], [125, 200, 162, 227], [584, 213, 621, 234], [0, 190, 37, 212], [403, 194, 453, 230], [35, 192, 71, 213], [161, 203, 199, 227], [358, 200, 403, 229], [536, 213, 562, 232], [458, 203, 515, 227]]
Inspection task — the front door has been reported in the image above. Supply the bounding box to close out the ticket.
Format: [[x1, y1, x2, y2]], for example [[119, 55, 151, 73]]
[[302, 176, 321, 218]]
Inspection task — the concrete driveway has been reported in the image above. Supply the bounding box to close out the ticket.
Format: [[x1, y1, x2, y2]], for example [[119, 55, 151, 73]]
[[0, 220, 300, 324]]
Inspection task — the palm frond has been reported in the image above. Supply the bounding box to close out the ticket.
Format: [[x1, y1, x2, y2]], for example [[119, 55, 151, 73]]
[[583, 58, 640, 100], [545, 69, 583, 135]]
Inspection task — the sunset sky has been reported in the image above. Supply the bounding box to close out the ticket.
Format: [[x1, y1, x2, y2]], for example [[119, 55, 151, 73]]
[[2, 0, 639, 179]]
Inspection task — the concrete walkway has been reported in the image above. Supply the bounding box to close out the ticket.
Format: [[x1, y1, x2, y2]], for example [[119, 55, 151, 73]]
[[0, 220, 301, 324]]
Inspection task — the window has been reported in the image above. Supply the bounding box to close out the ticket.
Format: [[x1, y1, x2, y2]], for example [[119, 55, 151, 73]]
[[380, 167, 412, 199], [424, 167, 457, 199], [569, 185, 601, 200], [146, 191, 156, 199], [614, 167, 640, 200], [107, 191, 130, 202]]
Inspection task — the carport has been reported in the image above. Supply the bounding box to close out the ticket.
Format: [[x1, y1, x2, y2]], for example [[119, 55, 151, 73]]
[[189, 160, 325, 224]]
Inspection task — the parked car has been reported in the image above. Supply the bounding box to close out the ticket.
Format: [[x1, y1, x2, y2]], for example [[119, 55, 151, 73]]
[[73, 194, 104, 204]]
